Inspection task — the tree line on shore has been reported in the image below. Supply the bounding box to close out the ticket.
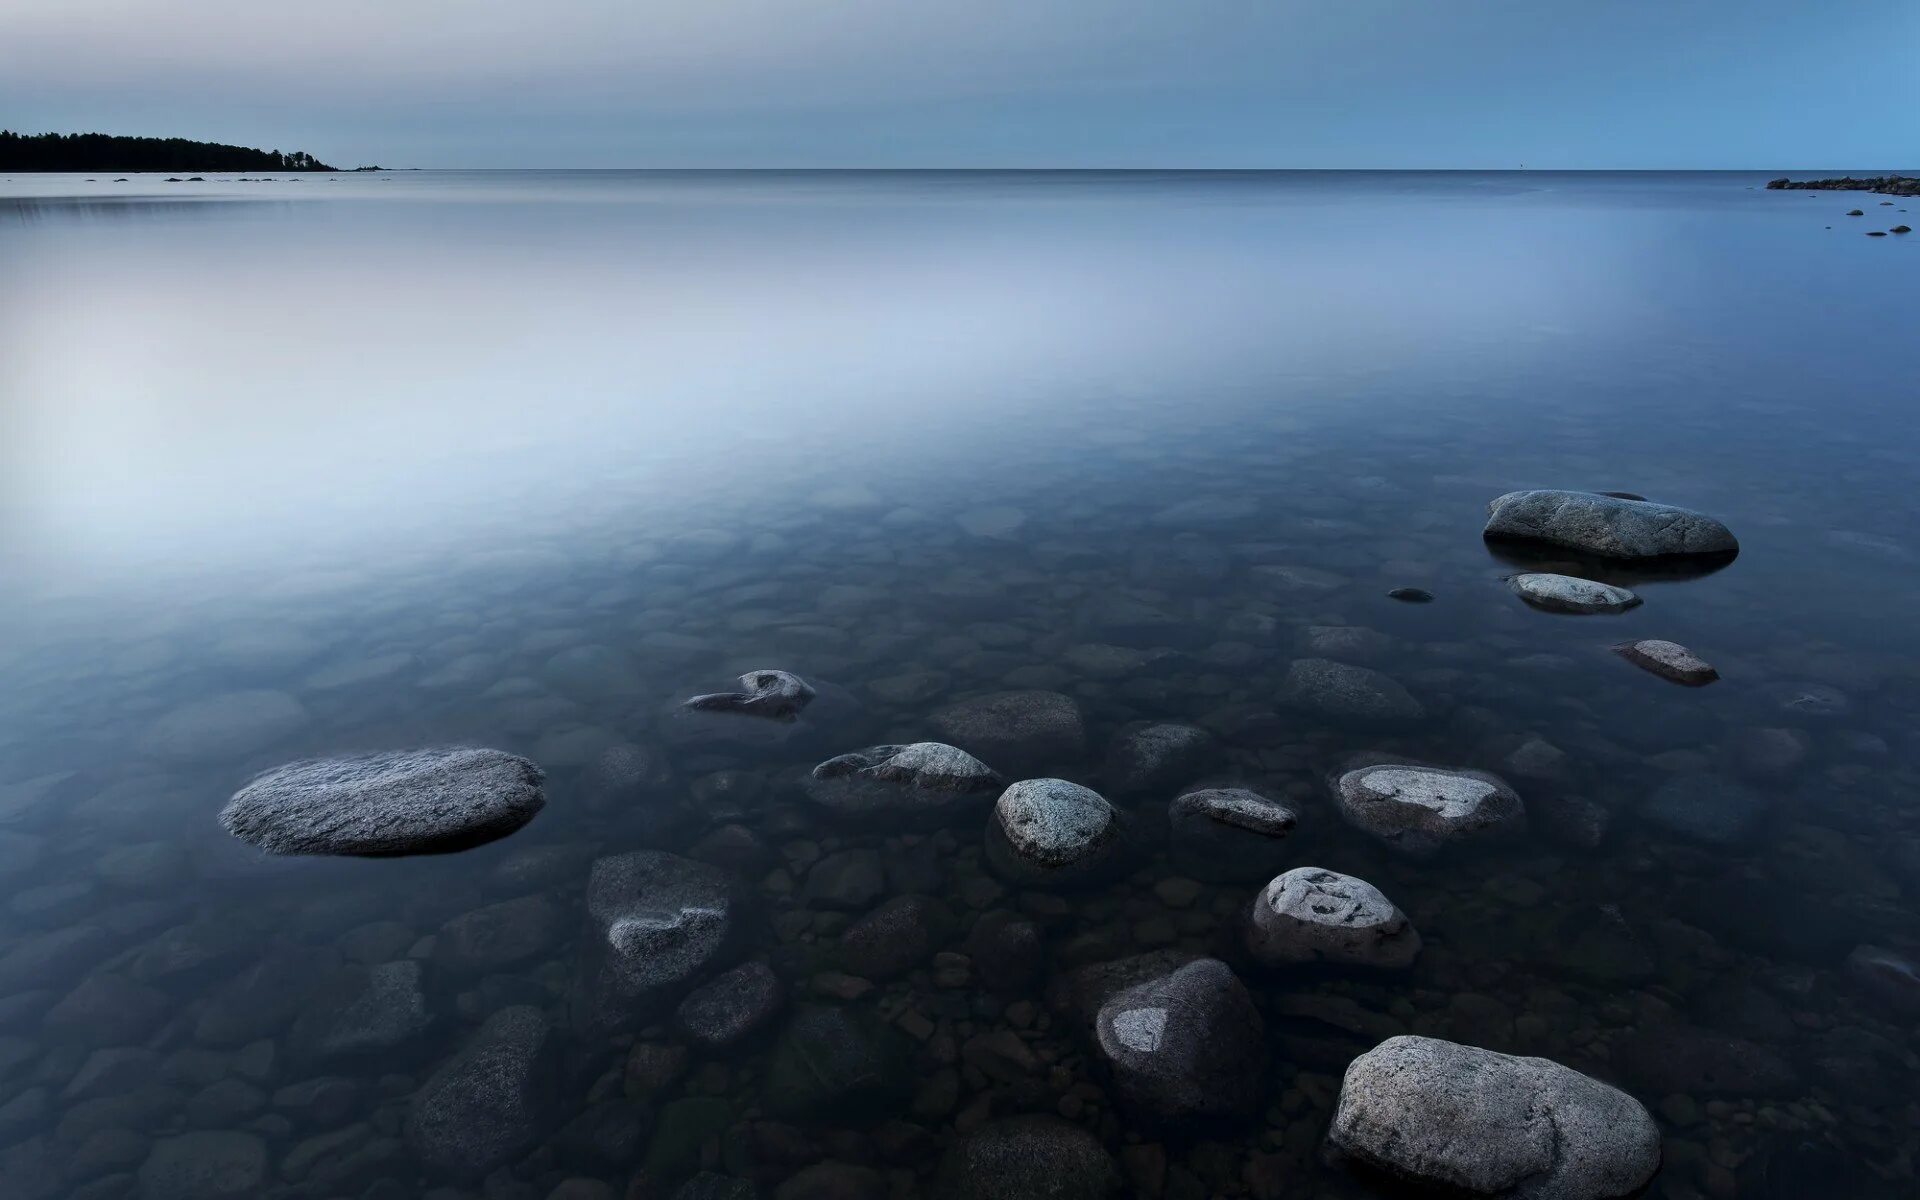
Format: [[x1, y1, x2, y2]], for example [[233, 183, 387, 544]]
[[0, 131, 336, 172]]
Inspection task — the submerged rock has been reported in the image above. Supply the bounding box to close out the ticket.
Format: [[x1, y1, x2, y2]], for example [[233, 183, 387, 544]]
[[682, 670, 815, 721], [930, 690, 1086, 774], [289, 960, 435, 1063], [762, 1006, 913, 1118], [1387, 586, 1435, 603], [220, 747, 545, 857], [1843, 945, 1920, 1017], [1092, 957, 1267, 1128], [1167, 787, 1297, 881], [1280, 658, 1425, 726], [1614, 639, 1718, 685], [405, 1006, 561, 1180], [1327, 1036, 1660, 1199], [1334, 762, 1525, 857], [985, 778, 1123, 888], [1639, 772, 1771, 845], [1484, 489, 1738, 561], [1104, 722, 1213, 796], [137, 1131, 268, 1200], [674, 960, 784, 1048], [933, 1114, 1122, 1200], [572, 851, 738, 1035], [839, 894, 951, 980], [1507, 573, 1641, 615], [1245, 867, 1420, 969], [804, 742, 1002, 827]]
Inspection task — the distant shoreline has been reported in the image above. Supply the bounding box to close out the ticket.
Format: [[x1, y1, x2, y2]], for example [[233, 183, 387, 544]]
[[0, 131, 341, 173], [1765, 175, 1917, 197]]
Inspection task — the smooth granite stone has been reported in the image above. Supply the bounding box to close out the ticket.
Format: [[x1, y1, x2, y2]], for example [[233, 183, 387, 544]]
[[405, 1006, 561, 1180], [221, 747, 545, 857], [1484, 489, 1738, 561], [1507, 573, 1641, 614], [682, 670, 816, 720], [984, 778, 1123, 888], [572, 851, 738, 1036], [1328, 1036, 1661, 1199], [804, 742, 1002, 827], [929, 689, 1087, 774], [1614, 639, 1719, 685], [1333, 762, 1526, 857], [1279, 659, 1425, 726], [1246, 867, 1422, 969], [1167, 787, 1297, 882], [1092, 957, 1267, 1128], [933, 1115, 1123, 1200]]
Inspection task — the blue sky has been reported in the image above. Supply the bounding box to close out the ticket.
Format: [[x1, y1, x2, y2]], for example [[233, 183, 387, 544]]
[[2, 1, 1915, 168]]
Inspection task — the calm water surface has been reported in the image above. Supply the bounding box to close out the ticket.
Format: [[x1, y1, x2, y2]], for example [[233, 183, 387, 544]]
[[1, 170, 1917, 1199]]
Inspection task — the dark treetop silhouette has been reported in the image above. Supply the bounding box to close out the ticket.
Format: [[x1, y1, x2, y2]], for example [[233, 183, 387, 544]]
[[0, 131, 336, 172]]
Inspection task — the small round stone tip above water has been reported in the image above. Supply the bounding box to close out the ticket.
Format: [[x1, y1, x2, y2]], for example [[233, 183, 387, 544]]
[[1246, 867, 1421, 969], [1507, 573, 1641, 615], [985, 777, 1122, 888], [1484, 489, 1738, 562], [220, 747, 545, 857], [1614, 638, 1719, 685]]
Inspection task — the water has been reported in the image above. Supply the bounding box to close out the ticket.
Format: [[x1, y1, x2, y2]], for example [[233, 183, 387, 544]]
[[2, 170, 1917, 1199]]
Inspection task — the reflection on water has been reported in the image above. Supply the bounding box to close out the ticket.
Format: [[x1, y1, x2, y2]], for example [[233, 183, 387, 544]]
[[1, 171, 1918, 1198]]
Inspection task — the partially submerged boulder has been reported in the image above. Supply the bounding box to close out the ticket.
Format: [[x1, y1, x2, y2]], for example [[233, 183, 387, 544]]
[[1333, 762, 1525, 857], [930, 690, 1086, 774], [1246, 868, 1420, 969], [1327, 1035, 1661, 1199], [804, 742, 1001, 827], [1168, 787, 1297, 881], [221, 748, 544, 857], [1485, 489, 1738, 562], [1092, 957, 1267, 1128], [1507, 574, 1641, 615], [572, 851, 738, 1035], [984, 778, 1124, 888], [682, 670, 815, 721]]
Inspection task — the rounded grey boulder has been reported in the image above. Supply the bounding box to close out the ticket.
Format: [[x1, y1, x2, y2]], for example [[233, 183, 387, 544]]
[[1246, 867, 1421, 969], [1614, 639, 1718, 685], [674, 960, 784, 1049], [404, 1005, 561, 1180], [934, 1114, 1123, 1200], [1508, 573, 1641, 615], [1484, 489, 1738, 561], [1334, 762, 1525, 857], [1327, 1035, 1661, 1199], [1168, 787, 1297, 881], [984, 778, 1122, 888], [220, 747, 545, 857], [571, 851, 738, 1035], [1092, 956, 1267, 1128], [805, 742, 1002, 827], [1280, 659, 1425, 726]]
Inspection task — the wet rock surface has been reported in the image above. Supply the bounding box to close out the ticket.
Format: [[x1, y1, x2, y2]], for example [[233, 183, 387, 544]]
[[1485, 489, 1739, 561], [804, 742, 1001, 826], [1613, 637, 1718, 684], [1507, 573, 1641, 614], [1334, 762, 1525, 857], [1167, 787, 1296, 881], [984, 778, 1123, 887], [683, 670, 816, 720], [221, 747, 546, 856], [573, 851, 738, 1035], [929, 689, 1086, 773], [1246, 867, 1422, 969], [404, 1005, 561, 1179], [1279, 658, 1425, 725], [1092, 956, 1267, 1128], [1328, 1035, 1662, 1199]]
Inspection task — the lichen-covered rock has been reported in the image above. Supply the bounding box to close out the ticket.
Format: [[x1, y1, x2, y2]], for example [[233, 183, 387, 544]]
[[1327, 1035, 1661, 1199], [1280, 659, 1424, 725], [1334, 762, 1525, 857], [682, 670, 815, 721], [1092, 957, 1267, 1128], [933, 1115, 1123, 1200], [1508, 574, 1641, 615], [221, 747, 544, 857], [1245, 868, 1420, 969], [930, 690, 1087, 774], [984, 778, 1123, 888], [1484, 489, 1738, 561], [804, 742, 1001, 827], [1614, 639, 1718, 685], [405, 1006, 561, 1180], [1168, 787, 1297, 881], [572, 851, 738, 1036]]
